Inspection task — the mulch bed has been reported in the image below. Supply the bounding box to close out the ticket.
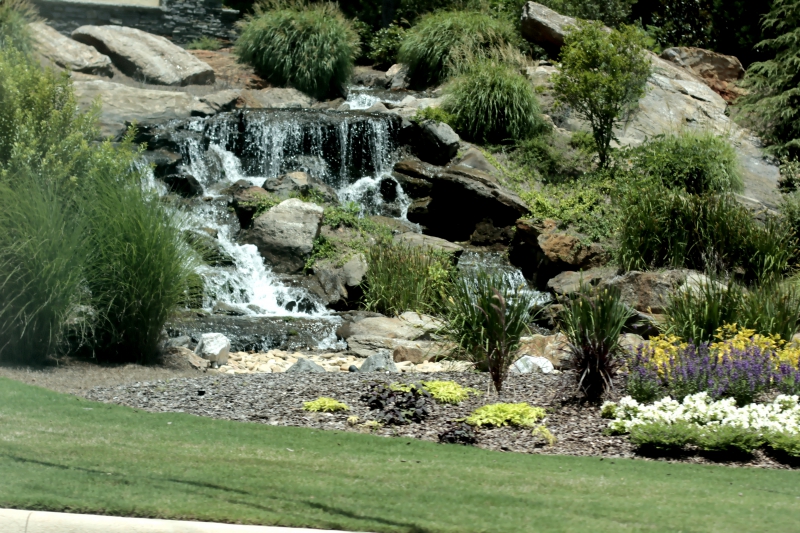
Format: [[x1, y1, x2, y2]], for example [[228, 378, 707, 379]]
[[83, 371, 798, 470]]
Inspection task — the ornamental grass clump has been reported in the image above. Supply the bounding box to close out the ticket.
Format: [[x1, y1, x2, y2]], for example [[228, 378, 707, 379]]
[[0, 0, 39, 53], [559, 284, 634, 401], [235, 1, 359, 99], [442, 61, 549, 144], [303, 397, 349, 412], [465, 403, 546, 428]]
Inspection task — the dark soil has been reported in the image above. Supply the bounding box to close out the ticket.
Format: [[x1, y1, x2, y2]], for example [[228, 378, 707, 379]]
[[81, 370, 798, 470]]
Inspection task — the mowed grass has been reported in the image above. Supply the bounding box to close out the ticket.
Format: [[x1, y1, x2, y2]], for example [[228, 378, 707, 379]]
[[0, 377, 798, 532]]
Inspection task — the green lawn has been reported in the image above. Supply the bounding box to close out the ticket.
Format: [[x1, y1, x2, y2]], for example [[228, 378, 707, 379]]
[[0, 377, 797, 532]]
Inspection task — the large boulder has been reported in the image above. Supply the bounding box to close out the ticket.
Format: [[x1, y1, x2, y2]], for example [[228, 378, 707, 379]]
[[229, 181, 273, 228], [262, 172, 339, 203], [508, 219, 610, 288], [660, 47, 745, 102], [29, 22, 113, 77], [310, 253, 368, 309], [73, 80, 214, 139], [520, 1, 580, 56], [410, 121, 460, 166], [286, 358, 327, 373], [71, 25, 215, 86], [359, 351, 399, 372], [394, 159, 529, 242], [243, 198, 324, 274], [195, 333, 230, 365], [237, 88, 315, 109], [393, 232, 464, 256]]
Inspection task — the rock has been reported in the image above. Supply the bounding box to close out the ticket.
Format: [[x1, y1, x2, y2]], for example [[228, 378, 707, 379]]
[[163, 172, 203, 197], [167, 346, 210, 371], [365, 102, 392, 114], [470, 219, 515, 247], [546, 266, 618, 295], [194, 333, 231, 364], [29, 22, 113, 77], [348, 364, 359, 372], [603, 270, 697, 314], [369, 215, 417, 234], [237, 88, 315, 109], [453, 147, 500, 176], [619, 333, 646, 355], [393, 346, 428, 364], [73, 80, 214, 139], [187, 49, 268, 90], [511, 355, 555, 374], [184, 229, 235, 267], [310, 254, 368, 308], [165, 336, 190, 349], [262, 172, 338, 203], [411, 121, 460, 165], [312, 97, 346, 110], [395, 159, 529, 242], [352, 66, 390, 88], [359, 350, 399, 372], [142, 149, 182, 178], [230, 181, 273, 228], [393, 232, 464, 256], [346, 336, 449, 359], [243, 198, 324, 274], [520, 2, 580, 56], [337, 315, 423, 340], [386, 63, 410, 90], [212, 302, 249, 316], [516, 333, 572, 369], [200, 90, 242, 113], [660, 47, 745, 102], [71, 25, 215, 86], [285, 358, 327, 373], [509, 219, 610, 287]]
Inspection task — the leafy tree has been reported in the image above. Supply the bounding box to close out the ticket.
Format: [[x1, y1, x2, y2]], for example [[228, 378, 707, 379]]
[[552, 21, 650, 168], [740, 0, 800, 158]]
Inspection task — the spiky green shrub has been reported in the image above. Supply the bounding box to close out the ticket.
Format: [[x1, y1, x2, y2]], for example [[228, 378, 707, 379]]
[[397, 10, 519, 87], [444, 268, 539, 392], [465, 403, 547, 427], [235, 2, 360, 99], [442, 61, 548, 144], [0, 0, 39, 53], [625, 132, 743, 195], [303, 397, 349, 412]]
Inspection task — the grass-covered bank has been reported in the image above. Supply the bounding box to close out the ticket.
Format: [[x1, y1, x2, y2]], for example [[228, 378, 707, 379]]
[[0, 378, 798, 533]]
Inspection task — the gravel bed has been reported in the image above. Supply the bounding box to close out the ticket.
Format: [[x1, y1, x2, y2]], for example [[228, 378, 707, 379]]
[[83, 372, 797, 469]]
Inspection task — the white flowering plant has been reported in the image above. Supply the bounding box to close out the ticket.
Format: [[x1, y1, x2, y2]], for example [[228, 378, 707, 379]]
[[601, 393, 800, 456]]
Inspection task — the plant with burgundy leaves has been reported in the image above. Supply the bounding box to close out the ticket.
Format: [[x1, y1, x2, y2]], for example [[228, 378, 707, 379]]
[[438, 422, 478, 446], [559, 284, 635, 401], [360, 382, 432, 425]]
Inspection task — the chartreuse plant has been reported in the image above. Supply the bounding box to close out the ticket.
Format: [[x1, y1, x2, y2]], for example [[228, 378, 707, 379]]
[[303, 397, 349, 413], [553, 21, 650, 168], [235, 1, 359, 99], [466, 403, 547, 428], [422, 381, 480, 404]]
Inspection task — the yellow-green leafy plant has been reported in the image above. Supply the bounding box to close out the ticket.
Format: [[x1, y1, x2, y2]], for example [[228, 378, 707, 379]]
[[346, 415, 359, 425], [303, 397, 349, 412], [420, 380, 480, 404], [465, 403, 546, 428], [532, 425, 557, 446]]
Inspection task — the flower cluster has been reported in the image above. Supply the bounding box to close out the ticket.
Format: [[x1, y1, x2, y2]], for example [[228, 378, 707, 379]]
[[602, 392, 800, 435]]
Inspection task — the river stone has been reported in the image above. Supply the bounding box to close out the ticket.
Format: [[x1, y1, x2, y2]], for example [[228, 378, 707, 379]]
[[73, 80, 214, 139], [200, 89, 242, 113], [72, 26, 215, 86], [285, 358, 327, 373], [386, 63, 410, 90], [195, 333, 230, 364], [244, 198, 324, 274], [237, 88, 315, 109], [412, 120, 460, 165], [393, 346, 428, 364], [520, 2, 580, 56], [263, 172, 339, 204], [359, 350, 399, 372], [29, 22, 113, 77], [511, 355, 555, 374]]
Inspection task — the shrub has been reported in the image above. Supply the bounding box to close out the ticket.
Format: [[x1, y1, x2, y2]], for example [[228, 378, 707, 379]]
[[512, 132, 594, 184], [664, 278, 744, 344], [367, 23, 405, 69], [411, 106, 457, 128], [738, 282, 800, 342], [768, 431, 800, 457], [443, 268, 539, 392], [420, 380, 480, 404], [0, 0, 38, 53], [465, 403, 547, 427], [625, 133, 742, 195], [438, 422, 478, 445], [235, 2, 360, 99], [360, 381, 433, 425], [303, 397, 349, 412], [397, 10, 519, 87], [553, 21, 650, 168], [186, 36, 223, 51], [628, 421, 698, 450], [740, 0, 800, 157], [559, 284, 634, 400], [362, 242, 454, 315], [441, 61, 548, 144]]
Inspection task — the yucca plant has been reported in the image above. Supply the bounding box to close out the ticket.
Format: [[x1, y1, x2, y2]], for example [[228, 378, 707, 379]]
[[442, 60, 548, 144], [444, 268, 539, 393], [235, 1, 360, 99], [559, 284, 634, 400], [398, 10, 519, 87]]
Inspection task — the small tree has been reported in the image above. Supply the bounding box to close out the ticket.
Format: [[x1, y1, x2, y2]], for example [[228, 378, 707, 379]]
[[552, 21, 651, 168], [740, 0, 800, 158]]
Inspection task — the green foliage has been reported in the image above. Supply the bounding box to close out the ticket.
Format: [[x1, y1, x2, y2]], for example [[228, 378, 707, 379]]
[[362, 242, 454, 315], [411, 106, 457, 127], [465, 403, 547, 428], [442, 61, 548, 144], [630, 421, 767, 454], [738, 282, 800, 342], [443, 268, 539, 392], [242, 193, 281, 220], [768, 431, 800, 457], [553, 21, 651, 168], [397, 10, 519, 87], [539, 0, 636, 28], [305, 204, 392, 271], [624, 133, 742, 195], [235, 2, 360, 99], [0, 0, 39, 54], [512, 134, 592, 184], [367, 23, 405, 69], [303, 397, 349, 412], [420, 380, 480, 404], [740, 0, 800, 157], [186, 36, 223, 51], [559, 284, 634, 400], [628, 421, 699, 450]]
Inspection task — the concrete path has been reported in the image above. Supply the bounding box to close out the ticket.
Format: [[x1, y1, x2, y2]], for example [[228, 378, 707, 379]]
[[0, 509, 368, 533]]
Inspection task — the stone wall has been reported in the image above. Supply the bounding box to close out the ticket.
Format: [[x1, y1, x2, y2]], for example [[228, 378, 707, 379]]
[[32, 0, 240, 44]]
